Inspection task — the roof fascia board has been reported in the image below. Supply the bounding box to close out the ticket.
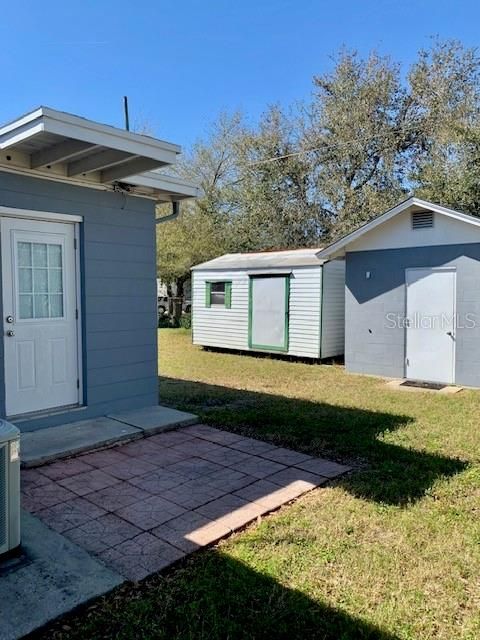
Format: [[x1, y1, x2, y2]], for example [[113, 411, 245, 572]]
[[0, 121, 45, 149], [0, 108, 44, 136], [415, 198, 480, 225]]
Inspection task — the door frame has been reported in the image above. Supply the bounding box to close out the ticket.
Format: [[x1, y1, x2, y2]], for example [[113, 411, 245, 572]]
[[404, 266, 456, 384], [248, 274, 290, 353], [0, 209, 84, 417]]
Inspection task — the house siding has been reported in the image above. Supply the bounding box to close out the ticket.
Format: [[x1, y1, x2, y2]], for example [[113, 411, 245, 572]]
[[345, 243, 480, 386], [0, 170, 158, 431]]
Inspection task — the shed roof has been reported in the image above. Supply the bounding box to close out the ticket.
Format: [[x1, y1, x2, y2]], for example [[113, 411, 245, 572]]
[[317, 197, 480, 259], [0, 107, 199, 202], [192, 248, 324, 271]]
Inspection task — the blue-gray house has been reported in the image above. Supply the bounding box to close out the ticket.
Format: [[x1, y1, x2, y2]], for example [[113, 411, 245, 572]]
[[0, 107, 197, 432], [317, 197, 480, 387]]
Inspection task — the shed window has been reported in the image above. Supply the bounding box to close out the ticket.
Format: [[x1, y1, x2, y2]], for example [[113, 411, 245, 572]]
[[206, 281, 232, 308]]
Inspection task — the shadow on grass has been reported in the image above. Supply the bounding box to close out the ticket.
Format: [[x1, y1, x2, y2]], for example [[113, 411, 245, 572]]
[[28, 550, 401, 640], [202, 344, 345, 366], [159, 377, 467, 506]]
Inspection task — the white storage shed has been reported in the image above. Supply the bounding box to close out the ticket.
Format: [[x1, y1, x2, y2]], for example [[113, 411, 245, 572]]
[[191, 249, 345, 359]]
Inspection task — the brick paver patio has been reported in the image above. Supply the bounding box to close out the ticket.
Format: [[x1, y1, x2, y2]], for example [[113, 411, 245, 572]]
[[22, 424, 350, 582]]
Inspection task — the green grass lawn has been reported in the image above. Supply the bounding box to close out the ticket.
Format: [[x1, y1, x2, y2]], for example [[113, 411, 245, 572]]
[[37, 329, 480, 640]]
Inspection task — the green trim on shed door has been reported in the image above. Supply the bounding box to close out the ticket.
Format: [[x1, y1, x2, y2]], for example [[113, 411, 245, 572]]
[[205, 281, 212, 307], [225, 281, 232, 309], [248, 274, 290, 353]]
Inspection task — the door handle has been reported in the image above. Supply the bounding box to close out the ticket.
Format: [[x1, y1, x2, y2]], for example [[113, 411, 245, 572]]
[[5, 316, 14, 323], [6, 330, 15, 337]]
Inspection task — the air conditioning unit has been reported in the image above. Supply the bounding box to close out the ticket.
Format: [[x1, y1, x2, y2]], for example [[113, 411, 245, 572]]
[[0, 420, 20, 558]]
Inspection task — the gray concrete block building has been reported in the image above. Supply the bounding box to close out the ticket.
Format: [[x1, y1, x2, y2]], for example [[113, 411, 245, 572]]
[[317, 197, 480, 387]]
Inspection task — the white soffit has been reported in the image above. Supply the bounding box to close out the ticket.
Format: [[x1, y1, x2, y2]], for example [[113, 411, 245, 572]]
[[0, 107, 198, 201], [317, 197, 480, 259]]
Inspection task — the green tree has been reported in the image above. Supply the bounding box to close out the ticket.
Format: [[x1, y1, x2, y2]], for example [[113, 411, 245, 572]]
[[413, 126, 480, 213], [179, 111, 245, 221], [233, 105, 322, 250], [158, 39, 480, 281], [302, 50, 417, 237], [408, 40, 480, 213], [156, 112, 243, 291], [300, 40, 480, 237], [156, 202, 229, 296]]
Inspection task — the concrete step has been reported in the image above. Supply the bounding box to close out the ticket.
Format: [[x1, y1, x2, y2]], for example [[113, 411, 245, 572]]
[[20, 405, 198, 467], [108, 405, 198, 435]]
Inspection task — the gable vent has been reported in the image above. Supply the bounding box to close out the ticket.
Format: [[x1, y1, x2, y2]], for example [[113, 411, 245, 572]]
[[412, 210, 434, 229]]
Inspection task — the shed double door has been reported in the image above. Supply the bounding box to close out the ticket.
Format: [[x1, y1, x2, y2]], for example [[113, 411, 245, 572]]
[[1, 217, 80, 417], [249, 275, 289, 352], [405, 267, 456, 384]]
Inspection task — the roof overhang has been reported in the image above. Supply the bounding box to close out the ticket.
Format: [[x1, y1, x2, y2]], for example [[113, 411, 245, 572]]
[[0, 107, 198, 202], [128, 171, 199, 201], [317, 197, 480, 260]]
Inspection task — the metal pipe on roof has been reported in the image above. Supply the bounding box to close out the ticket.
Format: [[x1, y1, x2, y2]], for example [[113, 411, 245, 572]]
[[123, 96, 130, 131]]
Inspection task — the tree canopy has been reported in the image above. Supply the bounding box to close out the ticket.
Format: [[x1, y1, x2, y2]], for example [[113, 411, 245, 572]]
[[157, 39, 480, 287]]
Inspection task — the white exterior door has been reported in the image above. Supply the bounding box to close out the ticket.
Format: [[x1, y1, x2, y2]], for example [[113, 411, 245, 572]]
[[249, 276, 289, 351], [1, 217, 80, 417], [405, 267, 456, 384]]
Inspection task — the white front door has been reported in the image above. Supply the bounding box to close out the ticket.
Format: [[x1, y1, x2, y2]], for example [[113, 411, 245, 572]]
[[249, 276, 289, 351], [1, 217, 80, 417], [405, 267, 456, 384]]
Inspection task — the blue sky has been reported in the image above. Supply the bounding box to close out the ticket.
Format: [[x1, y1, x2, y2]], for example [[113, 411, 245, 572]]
[[1, 1, 478, 150]]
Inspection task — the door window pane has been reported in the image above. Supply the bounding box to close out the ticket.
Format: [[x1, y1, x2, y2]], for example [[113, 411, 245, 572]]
[[19, 295, 33, 319], [49, 295, 63, 318], [32, 243, 48, 267], [48, 244, 62, 268], [18, 242, 32, 267], [49, 269, 63, 293], [17, 241, 65, 319], [33, 269, 48, 293], [19, 268, 33, 293], [34, 294, 49, 318]]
